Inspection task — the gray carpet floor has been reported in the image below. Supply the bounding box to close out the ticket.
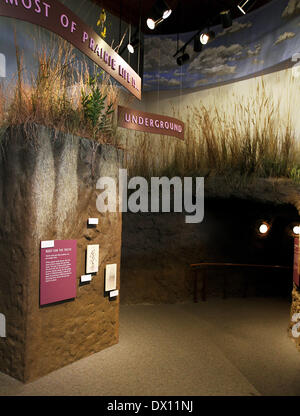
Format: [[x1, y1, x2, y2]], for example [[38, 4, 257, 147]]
[[1, 298, 300, 396]]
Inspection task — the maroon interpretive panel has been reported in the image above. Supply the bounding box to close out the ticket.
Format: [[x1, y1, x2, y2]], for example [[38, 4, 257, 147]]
[[294, 237, 300, 287], [118, 106, 185, 140], [40, 240, 77, 305]]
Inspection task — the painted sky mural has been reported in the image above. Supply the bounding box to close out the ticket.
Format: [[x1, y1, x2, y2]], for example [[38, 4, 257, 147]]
[[143, 0, 300, 91]]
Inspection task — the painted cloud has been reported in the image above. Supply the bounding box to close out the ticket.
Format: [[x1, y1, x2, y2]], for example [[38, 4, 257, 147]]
[[274, 31, 296, 44], [201, 64, 237, 77], [192, 79, 209, 88], [282, 0, 300, 18], [247, 44, 262, 56], [217, 21, 252, 38], [188, 44, 243, 74], [158, 77, 181, 87]]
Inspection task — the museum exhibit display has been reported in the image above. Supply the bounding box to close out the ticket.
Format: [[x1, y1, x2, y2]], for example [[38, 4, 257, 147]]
[[1, 0, 300, 397]]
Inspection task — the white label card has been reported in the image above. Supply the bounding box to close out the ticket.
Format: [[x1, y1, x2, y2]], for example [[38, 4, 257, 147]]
[[109, 290, 119, 298], [88, 218, 99, 225], [81, 274, 92, 283], [41, 240, 55, 249]]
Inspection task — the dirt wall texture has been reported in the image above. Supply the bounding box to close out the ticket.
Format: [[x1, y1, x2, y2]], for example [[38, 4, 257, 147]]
[[0, 124, 123, 382]]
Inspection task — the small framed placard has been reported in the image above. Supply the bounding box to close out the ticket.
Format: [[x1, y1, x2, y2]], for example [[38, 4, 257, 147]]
[[105, 264, 117, 292], [86, 245, 99, 274]]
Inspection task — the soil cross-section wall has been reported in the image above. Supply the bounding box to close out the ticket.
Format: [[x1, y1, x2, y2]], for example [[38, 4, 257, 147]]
[[0, 124, 123, 382]]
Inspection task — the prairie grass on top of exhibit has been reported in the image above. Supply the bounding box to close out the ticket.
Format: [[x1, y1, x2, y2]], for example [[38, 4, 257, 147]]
[[0, 34, 118, 144], [122, 76, 300, 182]]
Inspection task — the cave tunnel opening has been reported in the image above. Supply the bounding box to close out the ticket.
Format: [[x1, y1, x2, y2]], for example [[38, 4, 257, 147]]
[[120, 197, 300, 303]]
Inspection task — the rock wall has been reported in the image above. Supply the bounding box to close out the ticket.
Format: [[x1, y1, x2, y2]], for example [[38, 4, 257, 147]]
[[121, 198, 297, 304], [0, 125, 123, 382]]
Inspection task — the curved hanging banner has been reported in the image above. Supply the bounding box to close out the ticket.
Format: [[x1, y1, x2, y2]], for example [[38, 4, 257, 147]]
[[118, 106, 185, 140], [0, 0, 142, 100]]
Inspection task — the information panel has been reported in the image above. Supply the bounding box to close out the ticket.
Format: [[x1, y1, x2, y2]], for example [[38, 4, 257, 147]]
[[293, 236, 300, 287], [40, 240, 77, 305]]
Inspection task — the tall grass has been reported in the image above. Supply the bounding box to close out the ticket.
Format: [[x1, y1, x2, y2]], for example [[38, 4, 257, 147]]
[[1, 31, 299, 181], [121, 80, 300, 181], [0, 32, 119, 144]]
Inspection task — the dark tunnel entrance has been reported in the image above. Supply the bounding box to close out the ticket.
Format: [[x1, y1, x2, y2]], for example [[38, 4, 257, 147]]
[[120, 197, 300, 304]]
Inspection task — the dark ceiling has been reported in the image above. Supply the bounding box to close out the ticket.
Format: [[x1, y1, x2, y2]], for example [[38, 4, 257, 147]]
[[93, 0, 273, 34]]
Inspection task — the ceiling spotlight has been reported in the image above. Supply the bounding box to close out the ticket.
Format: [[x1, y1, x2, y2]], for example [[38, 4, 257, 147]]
[[156, 0, 172, 20], [177, 53, 190, 66], [200, 30, 215, 45], [147, 0, 172, 30], [147, 18, 156, 30], [193, 36, 202, 53], [237, 0, 256, 15], [200, 33, 209, 45], [220, 10, 232, 28], [162, 8, 172, 19], [146, 16, 164, 30], [127, 38, 139, 54]]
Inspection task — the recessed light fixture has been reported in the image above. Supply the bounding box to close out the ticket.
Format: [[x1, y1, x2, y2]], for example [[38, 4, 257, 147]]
[[259, 223, 269, 234], [257, 221, 270, 236], [293, 225, 300, 236], [286, 223, 300, 237]]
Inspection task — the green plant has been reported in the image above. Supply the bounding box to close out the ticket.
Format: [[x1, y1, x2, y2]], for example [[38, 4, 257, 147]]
[[289, 166, 300, 183], [0, 29, 121, 144], [81, 73, 114, 141]]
